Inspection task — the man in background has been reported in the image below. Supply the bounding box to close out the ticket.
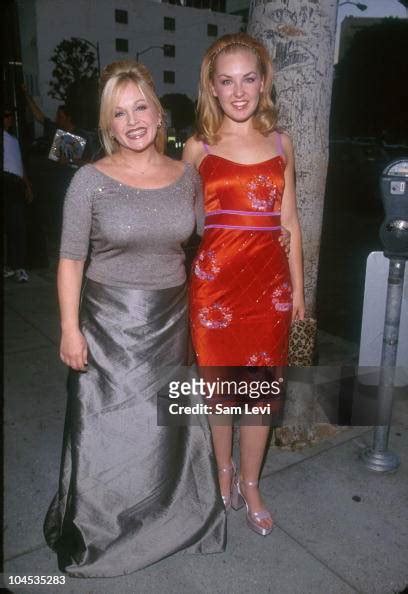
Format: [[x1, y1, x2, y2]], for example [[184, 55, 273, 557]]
[[21, 87, 100, 241], [3, 108, 33, 282], [22, 86, 99, 164]]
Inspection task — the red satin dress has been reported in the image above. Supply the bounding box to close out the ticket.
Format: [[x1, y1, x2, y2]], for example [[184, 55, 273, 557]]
[[189, 149, 293, 367]]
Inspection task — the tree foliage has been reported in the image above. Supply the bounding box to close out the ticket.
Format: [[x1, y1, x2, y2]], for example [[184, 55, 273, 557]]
[[48, 37, 97, 103], [332, 18, 408, 141], [160, 93, 195, 131]]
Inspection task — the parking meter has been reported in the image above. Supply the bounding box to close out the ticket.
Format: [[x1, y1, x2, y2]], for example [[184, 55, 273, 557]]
[[360, 158, 408, 472], [379, 159, 408, 259]]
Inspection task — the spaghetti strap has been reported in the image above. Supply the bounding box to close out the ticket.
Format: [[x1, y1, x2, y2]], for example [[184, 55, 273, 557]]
[[275, 132, 284, 156], [203, 141, 210, 154]]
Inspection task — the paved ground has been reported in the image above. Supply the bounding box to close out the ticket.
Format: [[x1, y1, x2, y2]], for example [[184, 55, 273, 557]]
[[3, 264, 408, 594]]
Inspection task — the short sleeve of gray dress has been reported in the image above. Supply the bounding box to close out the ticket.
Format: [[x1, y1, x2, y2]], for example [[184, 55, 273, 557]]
[[192, 166, 205, 236], [59, 165, 93, 260]]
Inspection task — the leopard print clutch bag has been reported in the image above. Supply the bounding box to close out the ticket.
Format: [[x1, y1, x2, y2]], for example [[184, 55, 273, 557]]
[[288, 318, 317, 367]]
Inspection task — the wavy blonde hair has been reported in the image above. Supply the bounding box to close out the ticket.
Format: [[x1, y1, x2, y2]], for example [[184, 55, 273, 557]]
[[99, 60, 166, 155], [196, 33, 278, 144]]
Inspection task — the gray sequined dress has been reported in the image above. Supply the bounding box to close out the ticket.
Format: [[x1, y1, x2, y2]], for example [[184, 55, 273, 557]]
[[44, 163, 226, 577]]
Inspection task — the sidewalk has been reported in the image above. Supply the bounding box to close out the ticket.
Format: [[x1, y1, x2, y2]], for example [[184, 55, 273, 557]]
[[3, 268, 408, 594]]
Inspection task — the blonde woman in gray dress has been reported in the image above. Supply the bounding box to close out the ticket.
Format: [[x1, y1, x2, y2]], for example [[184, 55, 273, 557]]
[[44, 60, 225, 577]]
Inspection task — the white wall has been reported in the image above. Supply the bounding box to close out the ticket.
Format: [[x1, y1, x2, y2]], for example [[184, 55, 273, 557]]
[[18, 0, 241, 118], [17, 0, 40, 95]]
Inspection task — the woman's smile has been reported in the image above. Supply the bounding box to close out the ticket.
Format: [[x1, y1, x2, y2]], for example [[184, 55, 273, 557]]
[[126, 127, 148, 139]]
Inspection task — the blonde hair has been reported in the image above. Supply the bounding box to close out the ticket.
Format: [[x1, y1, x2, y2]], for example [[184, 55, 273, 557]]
[[196, 33, 278, 144], [99, 60, 166, 155]]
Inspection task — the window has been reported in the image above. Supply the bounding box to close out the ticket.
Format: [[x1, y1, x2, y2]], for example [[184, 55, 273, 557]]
[[164, 16, 175, 31], [207, 24, 218, 37], [163, 44, 175, 58], [184, 1, 225, 10], [164, 70, 175, 84], [116, 38, 129, 52], [115, 9, 128, 24]]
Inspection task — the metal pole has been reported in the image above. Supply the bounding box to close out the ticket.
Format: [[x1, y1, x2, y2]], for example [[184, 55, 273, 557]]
[[338, 1, 367, 9], [361, 258, 405, 472], [136, 46, 164, 63]]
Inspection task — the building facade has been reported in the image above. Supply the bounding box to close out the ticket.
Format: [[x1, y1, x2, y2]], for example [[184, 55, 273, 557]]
[[17, 0, 241, 119], [339, 16, 386, 61]]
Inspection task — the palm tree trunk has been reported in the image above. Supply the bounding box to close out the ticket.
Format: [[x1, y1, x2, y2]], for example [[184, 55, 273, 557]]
[[249, 0, 338, 314], [248, 1, 339, 444]]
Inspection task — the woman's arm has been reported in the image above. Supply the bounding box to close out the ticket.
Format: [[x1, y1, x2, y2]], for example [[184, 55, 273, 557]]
[[57, 166, 94, 370], [280, 134, 305, 321], [182, 136, 205, 170], [58, 258, 88, 370]]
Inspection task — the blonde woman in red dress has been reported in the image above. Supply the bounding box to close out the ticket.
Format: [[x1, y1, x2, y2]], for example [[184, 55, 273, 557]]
[[183, 33, 305, 536]]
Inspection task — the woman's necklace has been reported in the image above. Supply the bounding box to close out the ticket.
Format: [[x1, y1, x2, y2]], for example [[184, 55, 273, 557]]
[[113, 154, 157, 176]]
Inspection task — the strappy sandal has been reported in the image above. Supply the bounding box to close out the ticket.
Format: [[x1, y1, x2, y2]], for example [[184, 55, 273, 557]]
[[231, 477, 273, 536], [217, 460, 236, 511]]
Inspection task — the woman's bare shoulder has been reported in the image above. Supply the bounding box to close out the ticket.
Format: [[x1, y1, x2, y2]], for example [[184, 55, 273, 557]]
[[269, 130, 294, 164], [184, 135, 202, 151], [279, 131, 293, 149], [268, 129, 292, 144], [182, 136, 206, 168], [280, 133, 295, 165]]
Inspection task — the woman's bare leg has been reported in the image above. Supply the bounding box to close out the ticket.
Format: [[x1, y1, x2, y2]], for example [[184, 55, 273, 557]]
[[209, 421, 234, 500], [239, 423, 272, 530]]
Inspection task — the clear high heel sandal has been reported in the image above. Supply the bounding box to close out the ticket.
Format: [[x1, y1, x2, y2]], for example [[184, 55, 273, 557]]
[[217, 461, 237, 511], [231, 477, 274, 536]]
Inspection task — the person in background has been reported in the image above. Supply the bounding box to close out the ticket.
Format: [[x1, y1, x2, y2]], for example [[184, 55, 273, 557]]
[[3, 108, 33, 282], [21, 86, 99, 164], [21, 87, 100, 240]]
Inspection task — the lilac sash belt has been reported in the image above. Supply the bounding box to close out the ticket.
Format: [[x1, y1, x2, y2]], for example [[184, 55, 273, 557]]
[[204, 209, 281, 231]]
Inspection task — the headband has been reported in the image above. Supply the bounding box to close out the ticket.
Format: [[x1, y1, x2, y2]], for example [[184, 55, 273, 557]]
[[209, 42, 260, 74]]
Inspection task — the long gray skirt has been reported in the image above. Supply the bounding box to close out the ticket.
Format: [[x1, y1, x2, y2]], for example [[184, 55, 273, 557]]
[[44, 279, 226, 577]]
